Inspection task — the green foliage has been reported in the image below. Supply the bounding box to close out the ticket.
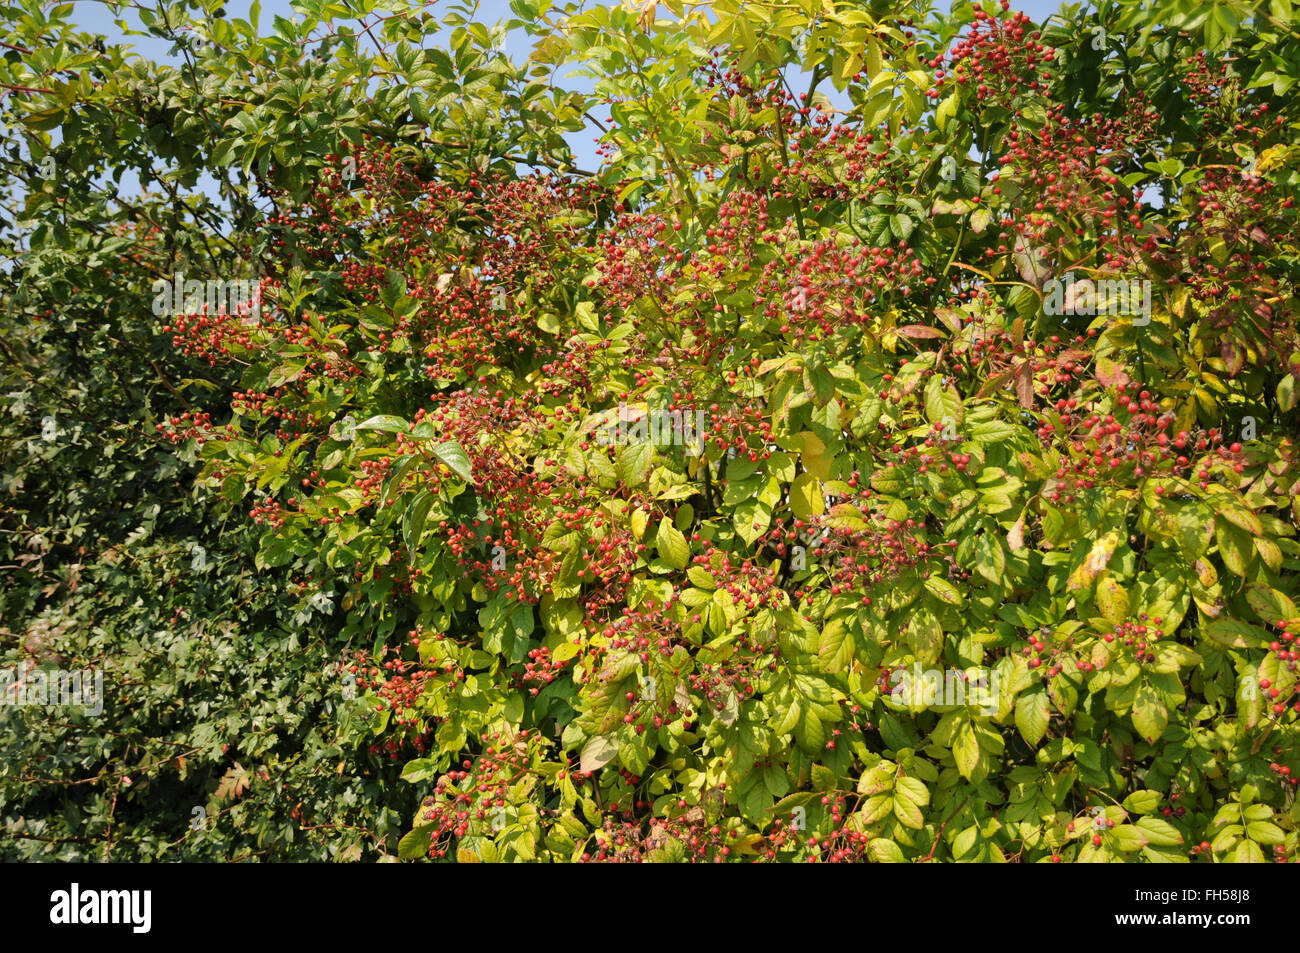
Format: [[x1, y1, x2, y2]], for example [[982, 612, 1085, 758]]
[[3, 0, 1300, 862]]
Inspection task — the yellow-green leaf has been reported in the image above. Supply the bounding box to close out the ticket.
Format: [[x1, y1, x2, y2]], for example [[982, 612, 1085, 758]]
[[790, 472, 825, 519], [656, 517, 690, 570]]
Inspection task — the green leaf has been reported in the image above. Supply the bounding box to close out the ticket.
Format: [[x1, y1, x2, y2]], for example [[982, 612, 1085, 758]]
[[789, 472, 825, 520], [1234, 839, 1266, 863], [795, 707, 825, 752], [579, 734, 619, 773], [1203, 619, 1270, 650], [400, 758, 439, 783], [935, 93, 958, 131], [1068, 532, 1119, 591], [379, 454, 418, 509], [403, 491, 434, 562], [1245, 821, 1285, 845], [1214, 518, 1254, 577], [869, 838, 905, 862], [857, 761, 896, 796], [895, 775, 930, 807], [356, 415, 409, 433], [1122, 790, 1162, 814], [1110, 824, 1150, 852], [430, 441, 474, 483], [1131, 685, 1168, 743], [397, 825, 434, 859], [617, 441, 653, 486], [954, 719, 981, 780], [1246, 586, 1297, 626], [1096, 573, 1129, 625], [1014, 689, 1051, 746], [552, 641, 581, 663], [268, 360, 306, 387], [923, 374, 962, 427], [1134, 816, 1184, 847], [892, 793, 924, 829], [817, 617, 854, 673], [1278, 374, 1297, 412], [924, 576, 963, 605], [905, 609, 942, 665], [1216, 504, 1262, 537], [1238, 665, 1263, 729], [655, 517, 690, 570], [687, 566, 716, 589], [732, 499, 771, 546]]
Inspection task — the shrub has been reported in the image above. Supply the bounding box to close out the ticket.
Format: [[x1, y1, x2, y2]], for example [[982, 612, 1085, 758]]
[[4, 0, 1299, 862]]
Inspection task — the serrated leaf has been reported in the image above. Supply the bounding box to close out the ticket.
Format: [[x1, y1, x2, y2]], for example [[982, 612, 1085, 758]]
[[895, 775, 930, 807], [1110, 824, 1150, 852], [893, 794, 925, 829], [616, 441, 653, 486], [687, 565, 715, 589], [430, 441, 474, 484], [398, 825, 434, 859], [817, 617, 854, 673], [1015, 689, 1050, 746]]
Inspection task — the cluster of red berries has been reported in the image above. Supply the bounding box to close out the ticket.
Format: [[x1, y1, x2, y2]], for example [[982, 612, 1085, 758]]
[[931, 3, 1051, 106], [160, 278, 272, 364], [579, 805, 751, 863], [1100, 618, 1167, 667], [155, 410, 213, 446], [513, 646, 571, 697]]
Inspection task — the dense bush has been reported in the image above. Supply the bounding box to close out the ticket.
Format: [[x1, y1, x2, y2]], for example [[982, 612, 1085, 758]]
[[3, 0, 1299, 862]]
